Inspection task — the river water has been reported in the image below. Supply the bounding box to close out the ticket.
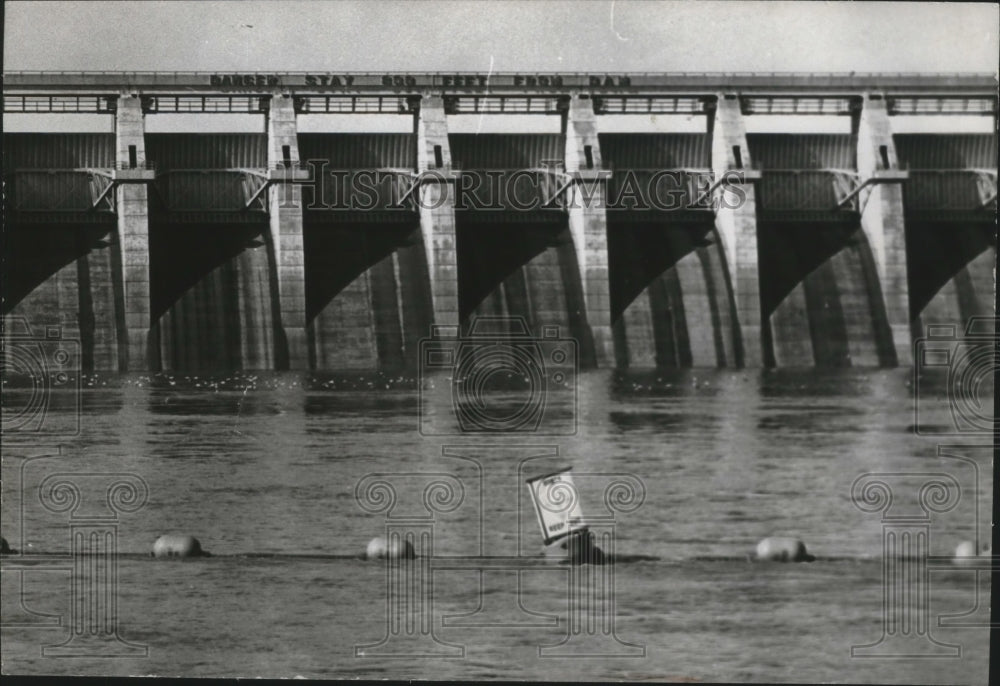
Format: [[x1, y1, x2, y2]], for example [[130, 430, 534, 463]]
[[0, 367, 992, 682]]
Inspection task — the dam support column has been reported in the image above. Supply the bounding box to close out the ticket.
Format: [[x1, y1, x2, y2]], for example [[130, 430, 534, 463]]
[[114, 95, 152, 371], [855, 92, 911, 366], [267, 93, 309, 369], [416, 95, 460, 328], [564, 95, 613, 366], [711, 94, 761, 366]]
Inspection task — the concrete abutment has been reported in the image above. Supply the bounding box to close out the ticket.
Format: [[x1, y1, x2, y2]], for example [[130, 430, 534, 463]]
[[711, 94, 760, 366], [416, 95, 461, 330], [115, 95, 153, 371], [564, 95, 613, 366], [855, 92, 911, 365], [267, 94, 309, 369]]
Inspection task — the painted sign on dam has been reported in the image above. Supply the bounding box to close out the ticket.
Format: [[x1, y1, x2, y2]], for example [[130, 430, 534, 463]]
[[207, 73, 633, 89]]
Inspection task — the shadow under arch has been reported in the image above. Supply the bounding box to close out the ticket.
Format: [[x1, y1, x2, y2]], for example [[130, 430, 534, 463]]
[[758, 220, 895, 367], [305, 219, 430, 371], [2, 223, 115, 316], [456, 217, 594, 368]]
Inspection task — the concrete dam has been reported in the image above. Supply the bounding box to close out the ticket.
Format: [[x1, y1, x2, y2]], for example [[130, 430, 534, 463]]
[[3, 72, 996, 372]]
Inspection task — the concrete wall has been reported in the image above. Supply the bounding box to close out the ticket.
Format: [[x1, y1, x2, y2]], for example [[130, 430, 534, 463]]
[[457, 219, 593, 365], [758, 221, 895, 367], [565, 95, 612, 365], [906, 221, 996, 341], [601, 130, 740, 368], [608, 223, 739, 368], [143, 131, 277, 373], [3, 118, 995, 372], [712, 95, 761, 365], [449, 132, 596, 363], [4, 225, 122, 371], [151, 223, 275, 373], [2, 134, 123, 371], [297, 131, 432, 372], [855, 94, 910, 364], [305, 224, 431, 371], [750, 129, 898, 367], [896, 133, 997, 343], [917, 245, 996, 331], [115, 95, 153, 370]]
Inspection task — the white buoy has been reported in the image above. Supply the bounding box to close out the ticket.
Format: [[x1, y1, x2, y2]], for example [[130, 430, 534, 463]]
[[952, 540, 988, 565], [954, 540, 977, 558], [365, 536, 415, 560], [152, 534, 208, 559], [756, 536, 815, 562]]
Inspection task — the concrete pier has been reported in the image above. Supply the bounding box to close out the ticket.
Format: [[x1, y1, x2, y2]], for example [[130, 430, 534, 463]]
[[267, 94, 309, 369], [855, 93, 911, 365], [415, 95, 460, 328], [564, 95, 613, 365], [711, 94, 760, 366], [115, 95, 152, 371], [78, 242, 120, 371]]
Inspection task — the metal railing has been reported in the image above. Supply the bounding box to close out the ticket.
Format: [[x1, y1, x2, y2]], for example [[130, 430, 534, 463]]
[[445, 96, 563, 114], [742, 96, 860, 115], [3, 94, 117, 113], [295, 95, 415, 114], [141, 95, 267, 113], [888, 96, 998, 115], [595, 96, 710, 115]]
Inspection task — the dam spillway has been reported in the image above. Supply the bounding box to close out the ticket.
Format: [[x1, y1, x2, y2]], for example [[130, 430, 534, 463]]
[[749, 132, 895, 367], [2, 72, 996, 372]]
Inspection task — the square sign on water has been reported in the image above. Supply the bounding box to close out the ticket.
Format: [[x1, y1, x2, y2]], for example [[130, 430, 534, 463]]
[[526, 468, 588, 545]]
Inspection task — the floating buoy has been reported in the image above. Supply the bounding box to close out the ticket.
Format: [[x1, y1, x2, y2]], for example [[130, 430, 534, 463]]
[[953, 540, 977, 559], [952, 540, 989, 564], [152, 534, 209, 559], [544, 530, 606, 565], [755, 536, 815, 562], [365, 536, 415, 560]]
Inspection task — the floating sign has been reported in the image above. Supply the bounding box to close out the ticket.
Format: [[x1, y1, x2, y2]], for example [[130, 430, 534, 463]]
[[526, 468, 588, 544]]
